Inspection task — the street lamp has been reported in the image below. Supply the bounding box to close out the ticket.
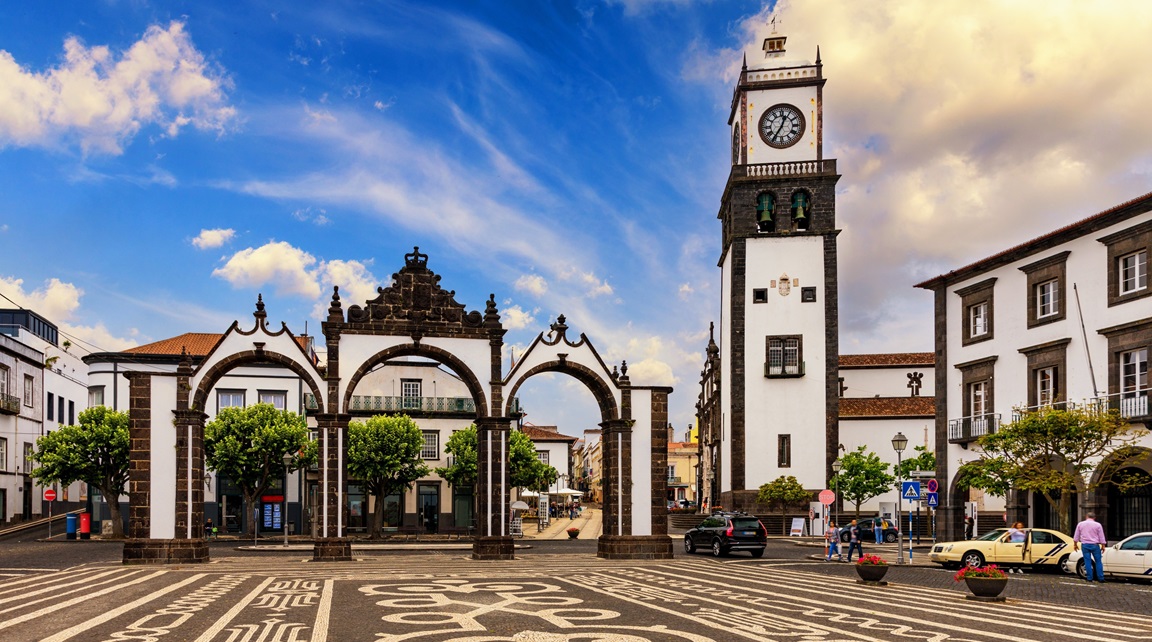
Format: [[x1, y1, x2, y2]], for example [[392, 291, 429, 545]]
[[830, 458, 842, 528], [892, 431, 908, 565], [282, 452, 293, 547]]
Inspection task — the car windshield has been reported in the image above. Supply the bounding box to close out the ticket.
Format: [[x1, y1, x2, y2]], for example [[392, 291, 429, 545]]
[[974, 528, 1008, 542], [731, 518, 760, 529]]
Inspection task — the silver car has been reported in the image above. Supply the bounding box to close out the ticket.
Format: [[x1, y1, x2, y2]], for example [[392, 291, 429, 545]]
[[1063, 532, 1152, 580]]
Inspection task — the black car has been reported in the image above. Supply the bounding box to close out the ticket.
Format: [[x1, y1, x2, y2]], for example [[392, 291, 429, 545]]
[[839, 517, 899, 543], [683, 512, 767, 557]]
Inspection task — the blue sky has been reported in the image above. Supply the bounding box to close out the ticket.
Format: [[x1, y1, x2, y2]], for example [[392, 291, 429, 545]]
[[2, 0, 1151, 435]]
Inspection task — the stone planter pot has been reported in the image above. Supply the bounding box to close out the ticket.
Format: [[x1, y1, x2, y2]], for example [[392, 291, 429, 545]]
[[963, 576, 1008, 601], [855, 564, 889, 583], [567, 531, 579, 539]]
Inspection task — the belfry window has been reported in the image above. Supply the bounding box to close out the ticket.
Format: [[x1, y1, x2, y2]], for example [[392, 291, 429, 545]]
[[791, 192, 810, 230], [756, 193, 775, 231]]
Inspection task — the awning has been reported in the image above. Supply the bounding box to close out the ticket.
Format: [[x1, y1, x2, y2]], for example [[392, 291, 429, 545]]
[[520, 490, 540, 497], [554, 488, 583, 496]]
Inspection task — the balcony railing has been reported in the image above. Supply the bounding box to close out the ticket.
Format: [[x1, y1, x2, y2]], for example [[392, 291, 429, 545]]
[[947, 413, 1001, 444], [0, 392, 19, 415], [1011, 401, 1075, 422], [304, 393, 518, 415], [667, 476, 688, 486], [764, 362, 805, 377], [1087, 391, 1150, 419], [731, 159, 837, 180]]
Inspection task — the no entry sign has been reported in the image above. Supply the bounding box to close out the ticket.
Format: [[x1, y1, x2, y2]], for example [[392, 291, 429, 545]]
[[44, 489, 57, 501]]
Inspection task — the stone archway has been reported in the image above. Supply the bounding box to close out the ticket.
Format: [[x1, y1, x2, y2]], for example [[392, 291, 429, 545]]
[[342, 343, 489, 419]]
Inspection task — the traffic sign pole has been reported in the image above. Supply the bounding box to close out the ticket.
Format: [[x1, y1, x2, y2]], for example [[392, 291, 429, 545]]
[[44, 489, 56, 540]]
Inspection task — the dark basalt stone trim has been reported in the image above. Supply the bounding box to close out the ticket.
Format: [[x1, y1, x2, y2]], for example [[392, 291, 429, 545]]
[[312, 537, 353, 561], [596, 535, 674, 560], [472, 536, 515, 560], [123, 539, 209, 565]]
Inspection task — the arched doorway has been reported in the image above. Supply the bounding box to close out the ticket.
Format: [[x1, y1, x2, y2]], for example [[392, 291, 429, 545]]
[[1031, 490, 1077, 532], [1108, 468, 1152, 539]]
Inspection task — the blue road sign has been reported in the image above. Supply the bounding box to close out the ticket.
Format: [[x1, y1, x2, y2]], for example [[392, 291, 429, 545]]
[[902, 481, 921, 500], [926, 492, 939, 507]]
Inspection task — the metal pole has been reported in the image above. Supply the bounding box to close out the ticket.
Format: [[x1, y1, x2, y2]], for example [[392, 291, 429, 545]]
[[916, 502, 921, 545], [896, 451, 903, 565], [48, 498, 52, 541]]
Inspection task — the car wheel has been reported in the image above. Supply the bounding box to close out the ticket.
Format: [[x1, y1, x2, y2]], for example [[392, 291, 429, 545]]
[[684, 537, 695, 554], [961, 551, 985, 568], [712, 540, 726, 557], [750, 548, 764, 558], [1076, 559, 1086, 579], [1056, 554, 1070, 573], [884, 532, 897, 543]]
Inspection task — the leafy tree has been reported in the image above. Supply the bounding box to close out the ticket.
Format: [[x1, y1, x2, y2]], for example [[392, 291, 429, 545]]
[[961, 406, 1148, 533], [836, 446, 895, 518], [347, 415, 430, 538], [435, 425, 558, 493], [30, 406, 129, 538], [756, 475, 810, 535], [895, 444, 936, 480], [204, 404, 316, 536]]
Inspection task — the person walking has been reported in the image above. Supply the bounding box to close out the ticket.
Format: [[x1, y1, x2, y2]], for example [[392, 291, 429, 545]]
[[1073, 512, 1107, 583], [825, 520, 841, 562], [846, 519, 864, 562], [964, 515, 974, 540], [874, 517, 883, 544]]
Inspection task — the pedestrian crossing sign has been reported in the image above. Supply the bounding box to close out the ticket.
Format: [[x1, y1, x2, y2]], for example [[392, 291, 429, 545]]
[[902, 481, 921, 500], [926, 492, 939, 507]]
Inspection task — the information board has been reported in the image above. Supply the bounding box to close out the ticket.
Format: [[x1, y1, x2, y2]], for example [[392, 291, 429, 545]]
[[789, 517, 806, 537]]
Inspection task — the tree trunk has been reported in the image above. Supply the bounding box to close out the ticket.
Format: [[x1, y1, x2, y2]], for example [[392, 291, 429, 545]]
[[371, 487, 386, 539], [1057, 493, 1073, 535], [99, 483, 125, 538], [781, 506, 787, 535], [244, 491, 259, 538]]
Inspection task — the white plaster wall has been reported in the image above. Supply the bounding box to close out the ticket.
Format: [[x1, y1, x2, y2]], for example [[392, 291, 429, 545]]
[[720, 252, 733, 493], [841, 367, 935, 398], [839, 417, 935, 512], [149, 375, 177, 539], [743, 234, 827, 491], [742, 81, 819, 165], [629, 389, 653, 537]]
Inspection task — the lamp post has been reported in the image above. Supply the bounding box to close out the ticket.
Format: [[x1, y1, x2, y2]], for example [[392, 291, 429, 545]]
[[892, 432, 908, 565], [282, 452, 292, 547], [831, 458, 842, 528]]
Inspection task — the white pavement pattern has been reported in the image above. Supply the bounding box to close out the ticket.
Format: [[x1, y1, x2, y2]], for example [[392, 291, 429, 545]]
[[1, 556, 1149, 641]]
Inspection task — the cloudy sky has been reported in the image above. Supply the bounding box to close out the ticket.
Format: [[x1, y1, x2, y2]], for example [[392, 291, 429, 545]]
[[1, 0, 1149, 435]]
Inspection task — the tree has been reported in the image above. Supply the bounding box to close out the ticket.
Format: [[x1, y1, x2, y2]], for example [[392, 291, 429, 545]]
[[435, 426, 558, 493], [895, 445, 936, 480], [347, 415, 430, 538], [960, 406, 1148, 534], [756, 475, 810, 535], [204, 404, 316, 537], [836, 446, 895, 518], [30, 406, 129, 538], [436, 425, 479, 487]]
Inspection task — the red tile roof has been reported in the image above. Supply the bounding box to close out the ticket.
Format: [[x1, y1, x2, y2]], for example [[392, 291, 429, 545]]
[[124, 333, 223, 356], [520, 424, 580, 442], [840, 396, 935, 418], [839, 353, 934, 368]]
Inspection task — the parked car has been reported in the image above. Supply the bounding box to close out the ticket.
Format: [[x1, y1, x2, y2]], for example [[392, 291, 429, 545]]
[[683, 512, 767, 558], [838, 517, 900, 543], [1063, 532, 1152, 580], [929, 527, 1075, 570], [678, 499, 697, 509]]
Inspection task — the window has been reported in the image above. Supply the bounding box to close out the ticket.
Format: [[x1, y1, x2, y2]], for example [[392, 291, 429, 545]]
[[1121, 349, 1148, 398], [47, 392, 54, 421], [667, 463, 677, 480], [752, 288, 768, 303], [217, 390, 245, 410], [957, 278, 995, 345], [778, 434, 791, 468], [1101, 319, 1151, 419], [23, 375, 33, 407], [766, 336, 802, 376], [58, 397, 64, 424], [1100, 220, 1152, 306], [1120, 251, 1148, 295], [88, 386, 105, 407], [0, 365, 7, 396], [1036, 280, 1059, 318], [537, 450, 549, 465], [801, 287, 817, 302], [0, 437, 6, 471], [970, 381, 988, 417], [1036, 367, 1057, 408], [68, 400, 74, 425], [258, 390, 287, 410], [791, 191, 810, 231], [1020, 338, 1069, 411], [402, 379, 422, 410], [421, 430, 439, 459], [23, 442, 32, 473], [756, 193, 774, 231]]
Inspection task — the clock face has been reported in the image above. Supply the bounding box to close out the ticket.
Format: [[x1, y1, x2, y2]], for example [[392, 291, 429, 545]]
[[758, 104, 805, 149]]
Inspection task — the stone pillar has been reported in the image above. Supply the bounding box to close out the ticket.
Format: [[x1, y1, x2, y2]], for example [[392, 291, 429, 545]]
[[1006, 489, 1030, 528], [474, 417, 513, 560], [648, 391, 669, 538], [312, 413, 351, 561], [173, 409, 207, 541], [599, 418, 632, 538], [126, 373, 151, 541]]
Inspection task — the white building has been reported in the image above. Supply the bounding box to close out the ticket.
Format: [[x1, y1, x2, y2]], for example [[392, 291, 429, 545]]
[[917, 191, 1152, 540]]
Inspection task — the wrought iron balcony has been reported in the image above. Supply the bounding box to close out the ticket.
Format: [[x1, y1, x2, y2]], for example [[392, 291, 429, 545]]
[[1087, 391, 1150, 420], [349, 395, 476, 414], [1010, 401, 1074, 423], [0, 392, 19, 415], [731, 159, 837, 181], [947, 413, 1001, 445]]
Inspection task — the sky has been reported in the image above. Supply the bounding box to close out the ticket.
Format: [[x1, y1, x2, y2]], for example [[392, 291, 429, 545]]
[[1, 0, 1150, 437]]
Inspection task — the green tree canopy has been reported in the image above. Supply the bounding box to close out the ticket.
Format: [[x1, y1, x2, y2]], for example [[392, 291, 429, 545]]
[[836, 446, 895, 518], [204, 403, 316, 536], [757, 475, 810, 535], [347, 415, 430, 538], [435, 425, 479, 488], [961, 406, 1148, 533], [31, 406, 130, 538], [435, 425, 558, 493], [895, 444, 936, 480]]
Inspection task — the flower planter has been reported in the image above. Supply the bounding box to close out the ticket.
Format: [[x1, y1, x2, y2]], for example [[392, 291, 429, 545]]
[[567, 531, 579, 539], [963, 577, 1008, 601], [855, 564, 889, 584]]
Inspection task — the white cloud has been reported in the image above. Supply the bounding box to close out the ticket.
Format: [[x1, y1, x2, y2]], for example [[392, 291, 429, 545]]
[[192, 228, 235, 249], [514, 274, 548, 297], [677, 283, 694, 300], [0, 276, 137, 352], [560, 268, 614, 298], [304, 103, 336, 123], [292, 206, 331, 226], [502, 304, 535, 330], [0, 21, 236, 155]]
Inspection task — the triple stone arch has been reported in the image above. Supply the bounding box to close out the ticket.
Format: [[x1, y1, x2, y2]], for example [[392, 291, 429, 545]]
[[126, 248, 673, 563]]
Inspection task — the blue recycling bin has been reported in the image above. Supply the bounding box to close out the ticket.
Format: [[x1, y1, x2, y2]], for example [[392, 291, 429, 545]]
[[65, 514, 78, 540]]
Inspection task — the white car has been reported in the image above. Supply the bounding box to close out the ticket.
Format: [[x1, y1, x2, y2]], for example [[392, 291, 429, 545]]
[[1063, 532, 1152, 580]]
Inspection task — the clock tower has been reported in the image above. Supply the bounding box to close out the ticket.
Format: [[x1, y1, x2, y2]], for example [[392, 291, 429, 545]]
[[716, 29, 841, 509]]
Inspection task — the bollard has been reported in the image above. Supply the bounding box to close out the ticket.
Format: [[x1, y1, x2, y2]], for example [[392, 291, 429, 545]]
[[79, 513, 91, 540], [65, 514, 78, 540]]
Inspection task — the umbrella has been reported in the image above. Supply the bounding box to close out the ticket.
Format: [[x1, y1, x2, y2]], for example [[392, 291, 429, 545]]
[[510, 500, 530, 511], [520, 490, 540, 497], [554, 488, 583, 496]]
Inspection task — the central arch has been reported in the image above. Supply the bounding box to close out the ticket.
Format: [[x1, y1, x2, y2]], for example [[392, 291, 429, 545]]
[[342, 343, 489, 419]]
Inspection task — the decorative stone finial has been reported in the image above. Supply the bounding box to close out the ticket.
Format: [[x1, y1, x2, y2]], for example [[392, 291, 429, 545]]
[[253, 293, 267, 327], [484, 294, 500, 326], [405, 246, 428, 268], [327, 286, 343, 323], [548, 315, 569, 343]]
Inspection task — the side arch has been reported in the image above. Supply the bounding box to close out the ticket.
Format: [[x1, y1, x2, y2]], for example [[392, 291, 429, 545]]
[[503, 360, 620, 423], [341, 343, 489, 418], [193, 350, 326, 413]]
